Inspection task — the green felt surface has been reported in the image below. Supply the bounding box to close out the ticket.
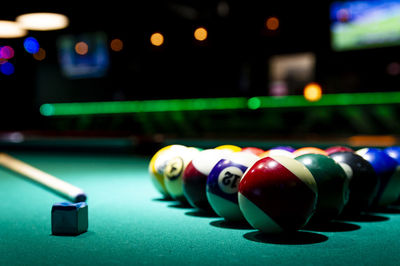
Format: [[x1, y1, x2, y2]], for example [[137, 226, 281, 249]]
[[1, 151, 400, 265]]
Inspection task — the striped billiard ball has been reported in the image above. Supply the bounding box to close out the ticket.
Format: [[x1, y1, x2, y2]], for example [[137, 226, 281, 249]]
[[183, 149, 233, 210], [148, 145, 188, 198], [295, 153, 350, 221], [238, 156, 317, 234], [206, 152, 259, 221], [163, 147, 201, 204]]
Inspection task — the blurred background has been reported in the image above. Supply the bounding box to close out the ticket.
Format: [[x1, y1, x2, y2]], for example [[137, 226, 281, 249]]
[[1, 1, 400, 150]]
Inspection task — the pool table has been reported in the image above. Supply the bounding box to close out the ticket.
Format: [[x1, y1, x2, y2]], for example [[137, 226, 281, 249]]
[[1, 149, 400, 265]]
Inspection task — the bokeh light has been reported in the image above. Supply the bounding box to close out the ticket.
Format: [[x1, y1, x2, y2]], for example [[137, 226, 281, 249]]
[[75, 41, 89, 55], [266, 16, 279, 30], [0, 20, 27, 38], [304, 82, 322, 102], [0, 46, 14, 59], [23, 37, 40, 54], [387, 62, 400, 76], [194, 27, 208, 41], [16, 13, 69, 31], [110, 38, 123, 51], [0, 62, 15, 75], [150, 32, 164, 47], [33, 48, 46, 61]]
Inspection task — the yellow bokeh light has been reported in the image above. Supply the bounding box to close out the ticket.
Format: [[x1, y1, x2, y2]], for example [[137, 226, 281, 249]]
[[16, 12, 69, 31], [111, 38, 123, 52], [150, 32, 164, 47], [304, 82, 322, 102], [75, 41, 88, 55], [33, 48, 46, 61], [266, 17, 279, 31], [194, 27, 208, 41], [0, 20, 27, 38]]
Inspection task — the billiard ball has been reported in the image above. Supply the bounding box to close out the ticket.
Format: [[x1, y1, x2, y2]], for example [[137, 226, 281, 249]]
[[271, 146, 296, 152], [356, 148, 400, 207], [206, 152, 259, 221], [148, 145, 188, 198], [240, 147, 264, 156], [214, 144, 242, 152], [238, 156, 317, 234], [295, 153, 350, 221], [163, 147, 200, 204], [384, 146, 400, 164], [259, 149, 294, 158], [325, 146, 354, 155], [330, 151, 378, 213], [183, 149, 234, 210], [292, 147, 328, 157]]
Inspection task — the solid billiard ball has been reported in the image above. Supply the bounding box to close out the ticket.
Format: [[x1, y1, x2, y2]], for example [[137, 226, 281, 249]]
[[214, 144, 242, 152], [206, 152, 259, 221], [384, 146, 400, 164], [238, 156, 317, 234], [330, 151, 378, 213], [292, 147, 328, 157], [325, 146, 354, 155], [295, 153, 350, 221], [163, 147, 200, 204], [356, 148, 400, 207], [240, 147, 265, 156], [271, 146, 296, 152], [148, 145, 188, 198], [183, 149, 233, 210]]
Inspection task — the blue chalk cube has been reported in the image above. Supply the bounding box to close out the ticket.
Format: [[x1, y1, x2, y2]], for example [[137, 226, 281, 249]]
[[51, 202, 88, 235]]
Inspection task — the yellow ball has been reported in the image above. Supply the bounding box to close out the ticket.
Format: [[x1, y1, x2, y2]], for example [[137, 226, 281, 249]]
[[214, 144, 242, 152], [148, 144, 187, 198]]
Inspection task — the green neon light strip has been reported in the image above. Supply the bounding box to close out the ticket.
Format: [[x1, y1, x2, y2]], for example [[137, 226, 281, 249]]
[[40, 97, 248, 116], [40, 91, 400, 116], [251, 91, 400, 109]]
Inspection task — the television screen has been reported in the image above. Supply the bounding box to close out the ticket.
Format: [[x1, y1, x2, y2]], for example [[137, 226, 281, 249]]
[[57, 32, 109, 79], [330, 0, 400, 51]]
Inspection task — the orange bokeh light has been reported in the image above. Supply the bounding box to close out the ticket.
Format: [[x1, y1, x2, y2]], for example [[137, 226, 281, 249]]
[[75, 41, 88, 55], [266, 17, 279, 30], [304, 82, 322, 102], [194, 27, 208, 41], [150, 32, 164, 47], [33, 48, 46, 61], [111, 38, 123, 52]]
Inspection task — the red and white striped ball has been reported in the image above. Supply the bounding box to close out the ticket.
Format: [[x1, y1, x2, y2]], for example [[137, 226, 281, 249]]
[[238, 156, 318, 234], [183, 149, 233, 210]]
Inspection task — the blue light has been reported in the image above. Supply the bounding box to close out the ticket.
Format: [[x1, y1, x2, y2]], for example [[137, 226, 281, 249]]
[[23, 37, 40, 54], [0, 62, 14, 75]]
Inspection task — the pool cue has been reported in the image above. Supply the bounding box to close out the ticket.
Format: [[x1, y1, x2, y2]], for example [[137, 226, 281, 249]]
[[0, 153, 87, 203]]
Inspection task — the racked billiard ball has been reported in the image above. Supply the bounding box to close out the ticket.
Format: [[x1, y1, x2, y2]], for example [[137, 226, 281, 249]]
[[240, 147, 264, 156], [384, 146, 400, 164], [206, 152, 259, 221], [330, 151, 378, 213], [259, 149, 294, 158], [163, 147, 200, 204], [356, 148, 400, 207], [238, 156, 317, 234], [295, 153, 350, 221], [183, 149, 233, 210], [325, 146, 354, 156], [292, 147, 328, 157], [148, 144, 188, 198]]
